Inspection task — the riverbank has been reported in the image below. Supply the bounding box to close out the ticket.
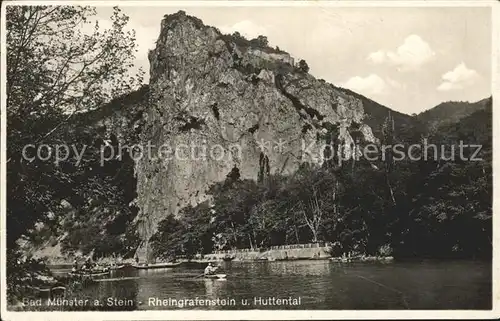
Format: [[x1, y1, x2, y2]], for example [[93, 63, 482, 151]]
[[189, 242, 398, 263], [40, 242, 395, 265], [204, 245, 331, 261]]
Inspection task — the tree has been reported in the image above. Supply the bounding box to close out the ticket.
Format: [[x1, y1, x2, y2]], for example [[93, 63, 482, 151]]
[[209, 178, 260, 249], [150, 216, 186, 260], [7, 5, 142, 244], [6, 5, 143, 303], [256, 35, 268, 47], [381, 112, 397, 206], [285, 166, 339, 243], [249, 35, 268, 48], [298, 59, 309, 73]]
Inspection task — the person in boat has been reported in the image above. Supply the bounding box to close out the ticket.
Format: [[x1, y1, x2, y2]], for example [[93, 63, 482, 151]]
[[83, 257, 94, 271], [204, 263, 218, 276], [72, 259, 78, 272]]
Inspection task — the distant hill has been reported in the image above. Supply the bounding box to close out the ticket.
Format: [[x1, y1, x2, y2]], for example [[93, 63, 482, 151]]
[[433, 97, 492, 150], [337, 86, 415, 136], [416, 97, 492, 132], [336, 91, 493, 147]]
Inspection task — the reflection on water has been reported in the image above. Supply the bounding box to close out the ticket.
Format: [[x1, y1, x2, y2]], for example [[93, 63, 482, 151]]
[[51, 260, 490, 310]]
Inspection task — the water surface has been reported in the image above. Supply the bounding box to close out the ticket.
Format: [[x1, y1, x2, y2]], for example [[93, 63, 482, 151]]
[[51, 260, 491, 310]]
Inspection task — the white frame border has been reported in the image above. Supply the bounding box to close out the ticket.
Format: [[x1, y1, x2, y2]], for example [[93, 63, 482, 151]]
[[1, 1, 498, 320]]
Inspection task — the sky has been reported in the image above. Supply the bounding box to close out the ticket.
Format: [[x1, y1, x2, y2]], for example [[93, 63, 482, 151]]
[[94, 6, 492, 115]]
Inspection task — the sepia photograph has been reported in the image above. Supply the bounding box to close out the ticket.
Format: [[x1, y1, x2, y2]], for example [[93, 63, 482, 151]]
[[0, 0, 497, 319]]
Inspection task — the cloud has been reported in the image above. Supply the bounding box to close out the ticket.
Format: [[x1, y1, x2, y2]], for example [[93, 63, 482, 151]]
[[342, 74, 402, 96], [386, 78, 404, 90], [437, 62, 480, 91], [367, 50, 386, 64], [218, 20, 268, 39], [367, 34, 436, 71]]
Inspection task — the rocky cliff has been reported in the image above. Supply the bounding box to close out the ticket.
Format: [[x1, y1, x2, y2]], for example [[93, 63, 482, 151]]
[[128, 11, 379, 259]]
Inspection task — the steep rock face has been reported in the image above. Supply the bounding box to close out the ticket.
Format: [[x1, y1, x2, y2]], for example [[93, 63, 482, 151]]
[[73, 86, 149, 145], [134, 11, 377, 257]]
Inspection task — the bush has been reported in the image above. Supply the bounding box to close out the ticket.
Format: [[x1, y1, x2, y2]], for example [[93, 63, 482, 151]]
[[328, 241, 343, 257], [298, 59, 309, 73], [378, 244, 393, 257]]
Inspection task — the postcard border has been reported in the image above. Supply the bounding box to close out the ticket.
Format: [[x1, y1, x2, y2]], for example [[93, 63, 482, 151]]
[[1, 1, 498, 320]]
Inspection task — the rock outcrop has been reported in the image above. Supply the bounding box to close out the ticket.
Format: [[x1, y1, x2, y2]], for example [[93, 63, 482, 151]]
[[131, 10, 377, 258]]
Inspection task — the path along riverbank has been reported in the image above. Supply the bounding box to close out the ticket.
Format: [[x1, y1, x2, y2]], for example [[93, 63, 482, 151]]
[[39, 242, 394, 265]]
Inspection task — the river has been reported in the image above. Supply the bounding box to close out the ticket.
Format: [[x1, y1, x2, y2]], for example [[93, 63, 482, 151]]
[[50, 260, 491, 310]]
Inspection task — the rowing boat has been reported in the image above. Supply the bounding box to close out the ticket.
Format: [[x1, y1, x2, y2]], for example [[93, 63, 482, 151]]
[[254, 257, 269, 262], [132, 262, 182, 269], [94, 276, 140, 282], [204, 274, 227, 280], [68, 270, 110, 277]]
